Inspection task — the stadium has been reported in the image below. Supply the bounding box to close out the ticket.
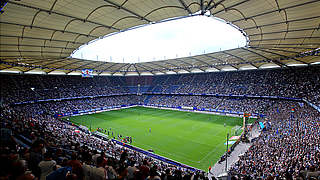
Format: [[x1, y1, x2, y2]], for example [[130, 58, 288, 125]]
[[0, 0, 320, 180]]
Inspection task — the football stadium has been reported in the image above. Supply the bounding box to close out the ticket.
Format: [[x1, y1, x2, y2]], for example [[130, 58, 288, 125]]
[[0, 0, 320, 180]]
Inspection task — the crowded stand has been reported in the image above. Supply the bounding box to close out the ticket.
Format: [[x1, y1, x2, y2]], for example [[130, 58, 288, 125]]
[[11, 96, 142, 115], [0, 75, 129, 104], [1, 66, 319, 107], [1, 103, 208, 180], [1, 65, 320, 179], [147, 95, 277, 115], [229, 102, 320, 179]]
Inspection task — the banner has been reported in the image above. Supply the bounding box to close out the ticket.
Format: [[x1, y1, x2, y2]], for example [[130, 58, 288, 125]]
[[259, 122, 265, 129]]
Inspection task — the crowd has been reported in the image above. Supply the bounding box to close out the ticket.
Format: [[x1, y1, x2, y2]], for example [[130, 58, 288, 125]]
[[149, 66, 320, 106], [1, 65, 320, 179], [1, 66, 319, 107], [229, 102, 320, 179], [0, 75, 130, 104], [9, 95, 274, 116], [2, 95, 319, 179], [12, 95, 142, 115], [1, 103, 208, 180], [147, 95, 275, 114]]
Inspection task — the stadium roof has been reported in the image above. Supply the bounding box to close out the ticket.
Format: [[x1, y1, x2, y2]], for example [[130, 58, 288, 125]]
[[0, 0, 320, 75]]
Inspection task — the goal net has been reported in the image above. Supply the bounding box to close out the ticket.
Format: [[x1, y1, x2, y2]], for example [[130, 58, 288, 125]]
[[231, 125, 242, 136]]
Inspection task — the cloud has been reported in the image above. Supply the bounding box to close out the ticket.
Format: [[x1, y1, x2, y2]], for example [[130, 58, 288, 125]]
[[72, 16, 246, 63]]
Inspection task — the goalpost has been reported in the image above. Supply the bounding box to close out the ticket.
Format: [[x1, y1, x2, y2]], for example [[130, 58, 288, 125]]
[[243, 112, 251, 131], [230, 112, 250, 136], [231, 125, 242, 136], [241, 112, 251, 142]]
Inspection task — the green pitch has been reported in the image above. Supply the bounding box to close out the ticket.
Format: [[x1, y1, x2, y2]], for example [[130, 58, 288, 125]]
[[67, 106, 246, 170]]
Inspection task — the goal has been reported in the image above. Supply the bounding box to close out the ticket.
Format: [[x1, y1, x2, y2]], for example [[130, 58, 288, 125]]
[[231, 125, 242, 136]]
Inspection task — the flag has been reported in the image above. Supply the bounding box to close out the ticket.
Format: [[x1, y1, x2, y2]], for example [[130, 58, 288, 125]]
[[224, 141, 236, 145], [229, 136, 240, 140], [259, 122, 265, 129]]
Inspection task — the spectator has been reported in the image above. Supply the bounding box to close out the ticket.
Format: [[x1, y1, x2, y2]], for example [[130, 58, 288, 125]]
[[38, 152, 57, 180]]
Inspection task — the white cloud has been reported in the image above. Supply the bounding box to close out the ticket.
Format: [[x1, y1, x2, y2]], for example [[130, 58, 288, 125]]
[[71, 16, 247, 63]]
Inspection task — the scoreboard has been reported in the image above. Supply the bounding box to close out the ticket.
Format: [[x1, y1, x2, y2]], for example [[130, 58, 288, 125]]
[[82, 69, 93, 77]]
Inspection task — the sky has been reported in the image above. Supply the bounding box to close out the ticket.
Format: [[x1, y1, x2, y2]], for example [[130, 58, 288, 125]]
[[71, 15, 247, 63]]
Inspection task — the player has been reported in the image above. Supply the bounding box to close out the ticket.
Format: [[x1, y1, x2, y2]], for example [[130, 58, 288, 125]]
[[149, 128, 151, 133]]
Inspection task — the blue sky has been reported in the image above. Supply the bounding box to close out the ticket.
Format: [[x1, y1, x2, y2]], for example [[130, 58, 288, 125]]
[[71, 15, 247, 63]]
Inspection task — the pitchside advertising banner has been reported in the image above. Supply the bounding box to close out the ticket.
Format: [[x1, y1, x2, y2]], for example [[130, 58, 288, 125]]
[[82, 69, 93, 77]]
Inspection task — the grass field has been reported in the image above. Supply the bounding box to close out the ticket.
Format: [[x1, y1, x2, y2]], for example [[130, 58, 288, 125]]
[[67, 106, 248, 170]]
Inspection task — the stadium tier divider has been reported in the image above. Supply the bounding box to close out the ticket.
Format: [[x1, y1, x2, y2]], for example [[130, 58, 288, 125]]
[[11, 92, 310, 116], [303, 99, 320, 112], [12, 92, 303, 106]]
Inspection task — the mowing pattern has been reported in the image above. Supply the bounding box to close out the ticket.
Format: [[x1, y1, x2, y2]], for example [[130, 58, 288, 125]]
[[68, 106, 243, 170]]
